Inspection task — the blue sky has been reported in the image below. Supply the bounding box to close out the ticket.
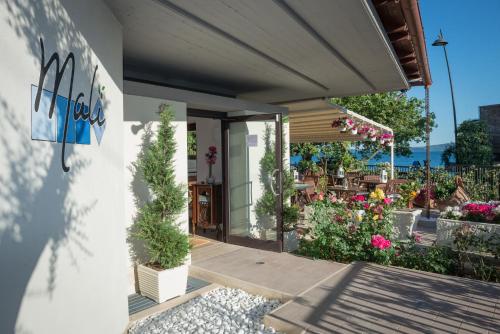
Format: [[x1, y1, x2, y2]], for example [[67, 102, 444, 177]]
[[408, 0, 500, 146]]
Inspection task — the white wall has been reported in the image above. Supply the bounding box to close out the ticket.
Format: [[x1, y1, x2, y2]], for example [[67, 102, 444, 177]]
[[0, 0, 128, 333], [188, 117, 222, 184], [123, 94, 188, 294]]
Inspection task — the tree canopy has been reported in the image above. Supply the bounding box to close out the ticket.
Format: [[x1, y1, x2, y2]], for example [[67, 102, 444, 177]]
[[331, 92, 435, 158], [442, 119, 493, 166]]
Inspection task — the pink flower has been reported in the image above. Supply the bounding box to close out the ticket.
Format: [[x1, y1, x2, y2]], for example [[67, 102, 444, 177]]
[[363, 203, 370, 210], [329, 194, 337, 203], [383, 197, 392, 205], [413, 232, 422, 244], [318, 192, 324, 201], [371, 234, 391, 250]]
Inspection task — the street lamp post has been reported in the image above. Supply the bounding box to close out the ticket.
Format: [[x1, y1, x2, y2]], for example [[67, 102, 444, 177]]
[[432, 30, 459, 165]]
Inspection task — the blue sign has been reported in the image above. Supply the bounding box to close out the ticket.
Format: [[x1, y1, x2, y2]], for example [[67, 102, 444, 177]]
[[31, 38, 106, 172], [31, 85, 103, 145]]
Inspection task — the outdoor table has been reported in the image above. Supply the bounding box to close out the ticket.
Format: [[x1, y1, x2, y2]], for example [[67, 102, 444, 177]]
[[328, 185, 360, 199], [359, 179, 384, 192]]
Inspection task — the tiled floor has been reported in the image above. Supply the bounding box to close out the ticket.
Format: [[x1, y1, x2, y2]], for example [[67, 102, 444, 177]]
[[191, 242, 500, 334]]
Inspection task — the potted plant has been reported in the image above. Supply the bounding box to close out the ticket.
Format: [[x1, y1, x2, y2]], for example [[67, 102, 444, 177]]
[[205, 145, 217, 184], [134, 104, 190, 303]]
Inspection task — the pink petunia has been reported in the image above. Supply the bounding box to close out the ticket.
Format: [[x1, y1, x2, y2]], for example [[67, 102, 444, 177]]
[[383, 197, 392, 205]]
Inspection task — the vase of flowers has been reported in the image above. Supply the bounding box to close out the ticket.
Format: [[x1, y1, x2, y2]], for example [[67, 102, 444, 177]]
[[205, 146, 217, 184]]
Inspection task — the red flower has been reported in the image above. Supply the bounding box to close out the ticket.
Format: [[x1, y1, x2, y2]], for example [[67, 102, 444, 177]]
[[351, 195, 366, 202]]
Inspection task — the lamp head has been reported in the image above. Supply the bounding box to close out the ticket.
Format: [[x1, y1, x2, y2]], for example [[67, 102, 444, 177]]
[[432, 30, 448, 47]]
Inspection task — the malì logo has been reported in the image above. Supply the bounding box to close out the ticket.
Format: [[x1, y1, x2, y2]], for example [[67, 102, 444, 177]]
[[31, 38, 106, 172]]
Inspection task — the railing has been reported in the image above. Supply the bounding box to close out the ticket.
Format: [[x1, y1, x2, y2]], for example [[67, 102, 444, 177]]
[[364, 164, 500, 199]]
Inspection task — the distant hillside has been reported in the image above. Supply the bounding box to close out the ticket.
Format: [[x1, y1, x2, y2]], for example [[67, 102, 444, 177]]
[[411, 143, 451, 152]]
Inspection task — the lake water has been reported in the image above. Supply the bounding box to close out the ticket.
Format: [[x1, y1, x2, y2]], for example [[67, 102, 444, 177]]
[[362, 150, 448, 167], [290, 147, 450, 168]]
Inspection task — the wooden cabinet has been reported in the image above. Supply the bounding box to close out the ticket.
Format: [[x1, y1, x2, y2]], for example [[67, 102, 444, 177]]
[[190, 183, 223, 239]]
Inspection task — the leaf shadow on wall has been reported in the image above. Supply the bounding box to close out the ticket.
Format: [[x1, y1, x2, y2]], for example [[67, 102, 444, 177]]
[[127, 121, 154, 292], [0, 0, 109, 331], [0, 96, 93, 334]]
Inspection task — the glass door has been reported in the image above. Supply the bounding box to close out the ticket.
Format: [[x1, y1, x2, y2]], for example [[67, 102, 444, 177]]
[[223, 114, 283, 251]]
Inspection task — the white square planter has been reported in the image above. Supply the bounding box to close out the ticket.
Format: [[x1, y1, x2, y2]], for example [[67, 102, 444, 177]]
[[392, 209, 422, 240], [283, 230, 299, 252], [137, 264, 188, 303], [436, 218, 500, 247]]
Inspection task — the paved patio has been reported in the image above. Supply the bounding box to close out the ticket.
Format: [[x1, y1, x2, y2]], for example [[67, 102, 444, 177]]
[[191, 241, 500, 334]]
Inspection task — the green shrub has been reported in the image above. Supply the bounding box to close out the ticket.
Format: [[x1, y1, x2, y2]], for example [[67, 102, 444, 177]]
[[134, 104, 189, 269], [299, 189, 396, 265], [393, 236, 456, 275]]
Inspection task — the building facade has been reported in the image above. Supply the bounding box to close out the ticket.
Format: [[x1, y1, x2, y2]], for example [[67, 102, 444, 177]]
[[479, 104, 500, 162], [0, 0, 431, 333]]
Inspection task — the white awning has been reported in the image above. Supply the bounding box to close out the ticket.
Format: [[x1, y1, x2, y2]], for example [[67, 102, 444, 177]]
[[283, 99, 393, 144]]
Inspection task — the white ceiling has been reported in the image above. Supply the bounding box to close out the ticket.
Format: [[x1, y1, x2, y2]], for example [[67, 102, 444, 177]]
[[105, 0, 409, 103]]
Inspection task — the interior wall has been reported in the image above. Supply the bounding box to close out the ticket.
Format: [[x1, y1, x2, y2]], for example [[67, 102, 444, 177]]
[[123, 94, 188, 294], [188, 117, 223, 184], [0, 0, 128, 333]]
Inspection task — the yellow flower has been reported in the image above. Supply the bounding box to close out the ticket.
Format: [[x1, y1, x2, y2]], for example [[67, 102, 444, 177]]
[[373, 214, 379, 221], [369, 188, 385, 201], [410, 191, 417, 198]]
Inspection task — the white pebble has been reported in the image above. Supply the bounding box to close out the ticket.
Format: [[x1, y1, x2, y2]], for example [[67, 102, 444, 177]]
[[128, 288, 282, 334]]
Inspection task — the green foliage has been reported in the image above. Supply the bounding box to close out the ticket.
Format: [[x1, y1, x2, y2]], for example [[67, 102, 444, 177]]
[[407, 167, 456, 201], [462, 169, 500, 201], [453, 224, 499, 282], [134, 104, 189, 269], [290, 142, 360, 174], [395, 181, 420, 208], [432, 169, 456, 200], [187, 131, 197, 157], [291, 142, 320, 174], [442, 120, 493, 166], [255, 124, 297, 233], [283, 205, 300, 232], [331, 92, 435, 158], [393, 236, 456, 275]]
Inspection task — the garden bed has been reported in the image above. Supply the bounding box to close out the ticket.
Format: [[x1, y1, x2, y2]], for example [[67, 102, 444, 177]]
[[128, 288, 282, 334], [437, 218, 500, 247]]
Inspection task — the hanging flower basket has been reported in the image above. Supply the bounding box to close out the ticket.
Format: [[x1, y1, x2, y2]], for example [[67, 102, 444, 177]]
[[379, 133, 394, 147], [358, 125, 370, 139], [345, 118, 355, 129], [331, 117, 354, 133]]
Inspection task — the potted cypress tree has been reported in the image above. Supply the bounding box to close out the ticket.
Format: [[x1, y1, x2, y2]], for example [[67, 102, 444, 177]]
[[134, 104, 190, 303]]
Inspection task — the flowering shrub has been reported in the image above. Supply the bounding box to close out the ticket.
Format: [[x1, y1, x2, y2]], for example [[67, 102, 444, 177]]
[[441, 202, 500, 224], [299, 189, 395, 264]]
